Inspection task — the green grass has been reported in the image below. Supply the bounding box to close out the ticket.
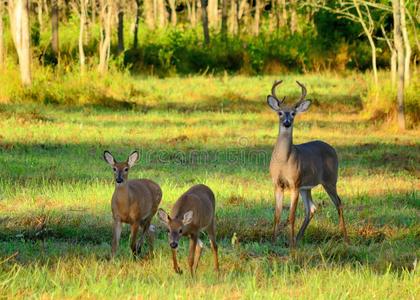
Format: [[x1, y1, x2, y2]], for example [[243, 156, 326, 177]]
[[0, 74, 419, 299]]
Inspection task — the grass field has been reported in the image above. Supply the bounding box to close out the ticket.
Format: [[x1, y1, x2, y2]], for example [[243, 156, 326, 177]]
[[0, 74, 419, 299]]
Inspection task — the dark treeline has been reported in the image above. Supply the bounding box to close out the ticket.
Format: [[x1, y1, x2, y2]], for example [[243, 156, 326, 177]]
[[0, 0, 418, 128]]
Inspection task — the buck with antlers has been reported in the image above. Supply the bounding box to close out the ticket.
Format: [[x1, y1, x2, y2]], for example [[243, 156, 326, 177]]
[[267, 80, 349, 247], [103, 150, 162, 258]]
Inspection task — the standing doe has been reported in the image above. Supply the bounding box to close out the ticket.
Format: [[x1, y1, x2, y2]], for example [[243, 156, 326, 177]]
[[103, 150, 162, 258], [267, 80, 349, 247], [158, 184, 219, 277]]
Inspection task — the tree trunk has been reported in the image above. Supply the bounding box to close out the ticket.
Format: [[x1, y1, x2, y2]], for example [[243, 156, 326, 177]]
[[400, 0, 411, 87], [98, 0, 112, 74], [268, 0, 274, 32], [393, 0, 406, 130], [8, 0, 32, 86], [168, 0, 177, 26], [0, 0, 4, 67], [221, 0, 228, 39], [37, 0, 43, 33], [239, 0, 249, 29], [381, 25, 396, 87], [79, 0, 87, 73], [208, 0, 218, 29], [253, 0, 260, 35], [144, 0, 155, 29], [51, 0, 59, 62], [157, 0, 166, 28], [391, 49, 397, 86], [229, 0, 238, 35], [200, 0, 210, 45], [353, 0, 378, 88], [280, 0, 286, 27], [133, 0, 140, 48], [191, 0, 197, 27], [91, 0, 96, 24], [117, 3, 124, 53], [290, 0, 297, 33]]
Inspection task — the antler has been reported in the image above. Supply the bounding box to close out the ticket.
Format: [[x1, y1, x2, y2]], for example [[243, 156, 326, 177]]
[[271, 80, 286, 103], [296, 81, 307, 101]]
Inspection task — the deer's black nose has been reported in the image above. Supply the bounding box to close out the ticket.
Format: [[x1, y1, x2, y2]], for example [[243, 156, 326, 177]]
[[283, 121, 291, 128], [170, 242, 178, 249], [116, 178, 123, 184]]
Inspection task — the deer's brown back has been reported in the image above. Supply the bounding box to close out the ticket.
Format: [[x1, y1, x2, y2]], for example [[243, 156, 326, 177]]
[[171, 184, 215, 232]]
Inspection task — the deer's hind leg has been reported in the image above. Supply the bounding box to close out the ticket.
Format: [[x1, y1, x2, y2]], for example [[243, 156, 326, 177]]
[[188, 235, 198, 277], [296, 189, 316, 243], [322, 184, 349, 244], [130, 223, 140, 258], [207, 220, 219, 273], [136, 218, 152, 256], [288, 189, 299, 248]]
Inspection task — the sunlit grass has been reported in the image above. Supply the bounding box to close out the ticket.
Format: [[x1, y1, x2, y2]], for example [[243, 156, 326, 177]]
[[0, 74, 419, 298]]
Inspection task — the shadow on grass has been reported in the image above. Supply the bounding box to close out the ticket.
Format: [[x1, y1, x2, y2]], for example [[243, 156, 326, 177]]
[[0, 89, 363, 114], [1, 140, 418, 184], [0, 191, 418, 273]]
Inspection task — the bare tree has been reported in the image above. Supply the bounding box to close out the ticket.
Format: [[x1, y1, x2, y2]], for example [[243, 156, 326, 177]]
[[253, 0, 261, 35], [191, 0, 197, 27], [393, 0, 406, 130], [91, 0, 96, 24], [168, 0, 177, 26], [157, 0, 167, 28], [8, 0, 32, 86], [400, 0, 411, 87], [380, 25, 397, 86], [51, 0, 59, 62], [133, 0, 141, 48], [117, 1, 124, 53], [0, 0, 4, 67], [37, 0, 43, 33], [144, 0, 155, 29], [290, 0, 298, 33], [229, 0, 239, 35], [221, 0, 228, 38], [321, 0, 381, 88], [279, 0, 287, 28], [79, 0, 87, 73], [200, 0, 210, 44], [208, 0, 218, 29], [98, 0, 112, 74]]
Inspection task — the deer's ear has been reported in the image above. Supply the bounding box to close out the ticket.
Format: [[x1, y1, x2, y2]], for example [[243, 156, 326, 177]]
[[127, 151, 139, 168], [295, 100, 311, 113], [182, 211, 193, 226], [157, 208, 170, 226], [267, 95, 281, 111], [103, 151, 115, 166]]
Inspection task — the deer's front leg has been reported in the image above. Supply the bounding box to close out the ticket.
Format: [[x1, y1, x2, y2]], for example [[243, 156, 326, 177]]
[[111, 219, 122, 258], [288, 189, 299, 248], [171, 248, 182, 274], [273, 186, 284, 241]]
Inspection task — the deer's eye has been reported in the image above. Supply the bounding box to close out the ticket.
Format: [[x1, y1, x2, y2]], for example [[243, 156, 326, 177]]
[[278, 111, 284, 116], [291, 111, 296, 117], [124, 167, 129, 172], [179, 229, 183, 234], [113, 167, 117, 172]]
